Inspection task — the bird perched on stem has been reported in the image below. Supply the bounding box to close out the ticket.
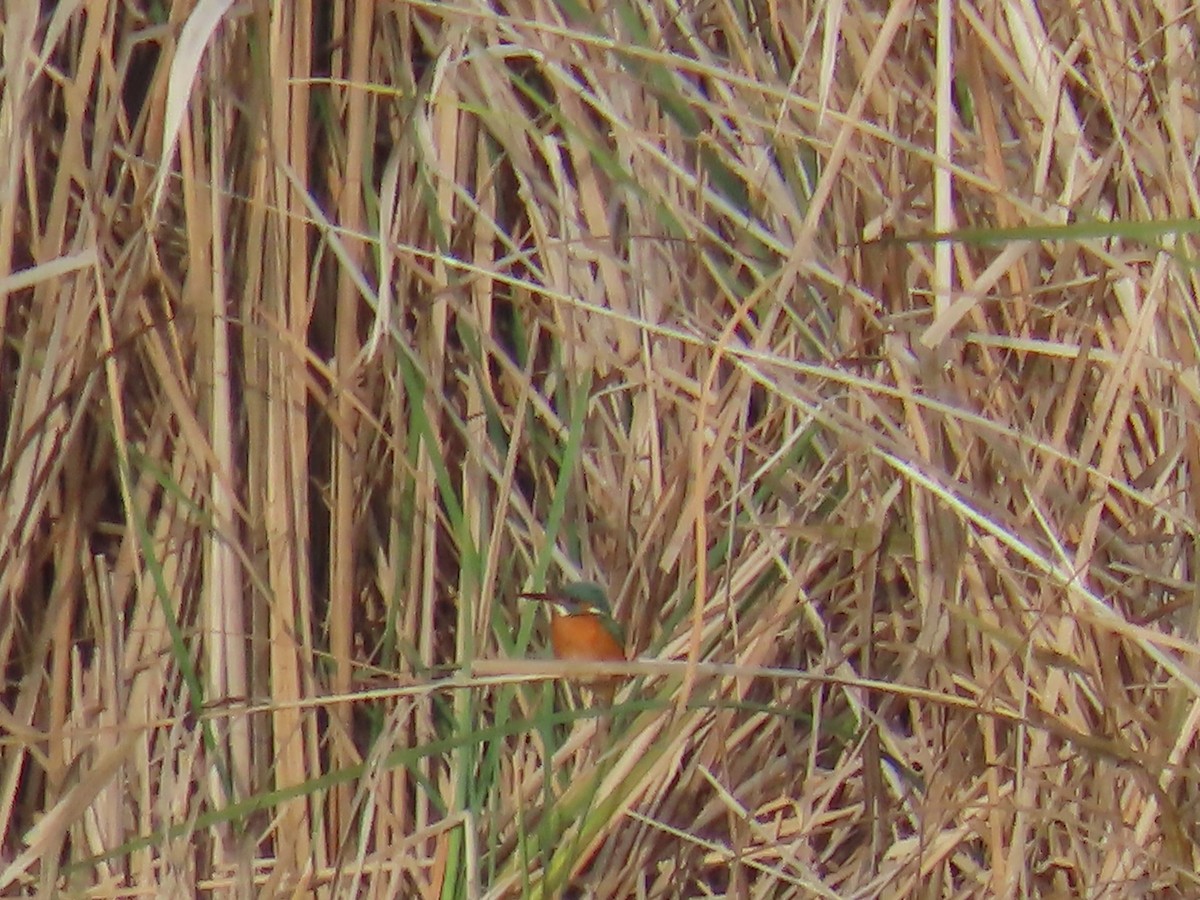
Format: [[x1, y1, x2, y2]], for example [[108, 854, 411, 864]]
[[519, 581, 625, 704]]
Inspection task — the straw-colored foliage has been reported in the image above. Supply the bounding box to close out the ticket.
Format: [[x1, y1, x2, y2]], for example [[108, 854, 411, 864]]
[[4, 0, 1200, 896]]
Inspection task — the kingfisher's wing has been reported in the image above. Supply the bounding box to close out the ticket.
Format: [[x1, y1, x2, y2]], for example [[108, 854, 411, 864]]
[[600, 614, 626, 657]]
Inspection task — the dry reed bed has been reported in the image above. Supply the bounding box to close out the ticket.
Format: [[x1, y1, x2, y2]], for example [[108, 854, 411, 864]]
[[0, 1, 1198, 896]]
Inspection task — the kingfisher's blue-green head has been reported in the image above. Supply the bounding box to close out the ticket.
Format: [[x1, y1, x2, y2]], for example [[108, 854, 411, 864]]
[[519, 581, 612, 619], [556, 581, 612, 617]]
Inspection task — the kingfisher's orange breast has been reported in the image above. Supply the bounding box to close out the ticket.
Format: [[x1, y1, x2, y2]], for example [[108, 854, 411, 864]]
[[549, 612, 625, 663]]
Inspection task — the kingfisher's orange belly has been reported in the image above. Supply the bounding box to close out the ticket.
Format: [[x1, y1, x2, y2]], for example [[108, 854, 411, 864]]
[[550, 614, 625, 664]]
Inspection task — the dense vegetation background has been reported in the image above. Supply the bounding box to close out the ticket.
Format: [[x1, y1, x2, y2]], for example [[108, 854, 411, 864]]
[[2, 1, 1199, 896]]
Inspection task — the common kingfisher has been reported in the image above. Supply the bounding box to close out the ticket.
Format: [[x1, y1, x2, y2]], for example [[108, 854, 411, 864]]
[[519, 581, 626, 700]]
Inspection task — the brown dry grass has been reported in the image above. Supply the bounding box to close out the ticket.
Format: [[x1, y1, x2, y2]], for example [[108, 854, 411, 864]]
[[3, 1, 1200, 897]]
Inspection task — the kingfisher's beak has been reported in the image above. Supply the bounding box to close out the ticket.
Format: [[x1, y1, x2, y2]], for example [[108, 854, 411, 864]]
[[519, 591, 575, 618]]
